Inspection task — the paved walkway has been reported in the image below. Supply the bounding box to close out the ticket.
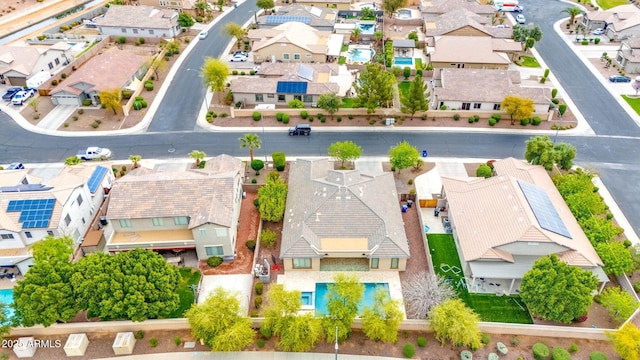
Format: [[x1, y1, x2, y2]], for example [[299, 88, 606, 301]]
[[96, 352, 403, 360], [36, 105, 76, 130]]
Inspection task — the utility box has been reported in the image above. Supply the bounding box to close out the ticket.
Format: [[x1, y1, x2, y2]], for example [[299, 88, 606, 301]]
[[64, 333, 89, 357], [14, 337, 36, 358], [385, 118, 395, 126], [112, 332, 136, 355]]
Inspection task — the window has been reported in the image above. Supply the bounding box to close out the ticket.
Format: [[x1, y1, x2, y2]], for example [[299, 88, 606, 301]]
[[493, 104, 501, 110], [133, 29, 138, 34], [76, 194, 83, 206], [439, 101, 444, 109], [283, 53, 290, 60], [199, 229, 207, 236], [48, 62, 54, 70], [25, 232, 32, 239], [461, 103, 470, 110], [64, 214, 72, 226], [294, 95, 302, 101], [47, 230, 54, 236], [205, 245, 224, 256], [82, 217, 85, 224], [278, 94, 286, 102], [391, 258, 399, 269], [255, 94, 264, 102], [306, 53, 312, 57], [174, 216, 189, 225], [292, 258, 311, 269], [293, 53, 301, 60], [0, 234, 14, 240], [303, 95, 313, 103], [215, 228, 228, 237], [55, 58, 60, 65], [473, 103, 481, 109], [119, 219, 132, 228], [152, 218, 164, 226], [73, 229, 81, 241], [371, 258, 379, 269], [149, 29, 154, 35], [267, 94, 274, 98], [121, 28, 127, 33]]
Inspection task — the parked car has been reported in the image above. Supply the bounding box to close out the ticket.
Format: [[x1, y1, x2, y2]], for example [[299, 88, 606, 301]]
[[11, 88, 35, 105], [609, 75, 631, 83], [289, 124, 311, 136], [2, 87, 22, 101], [229, 54, 248, 62], [233, 51, 248, 57], [515, 14, 526, 24], [198, 31, 208, 39], [5, 162, 24, 170], [592, 28, 605, 35], [514, 5, 524, 12], [76, 147, 112, 161]]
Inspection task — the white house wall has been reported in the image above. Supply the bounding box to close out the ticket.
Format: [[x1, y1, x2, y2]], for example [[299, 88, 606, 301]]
[[98, 26, 180, 39], [57, 186, 95, 245]]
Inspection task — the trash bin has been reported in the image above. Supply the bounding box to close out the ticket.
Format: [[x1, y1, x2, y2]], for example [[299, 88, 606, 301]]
[[234, 3, 237, 7], [407, 199, 413, 208], [422, 150, 428, 158], [434, 209, 440, 217], [402, 205, 408, 213]]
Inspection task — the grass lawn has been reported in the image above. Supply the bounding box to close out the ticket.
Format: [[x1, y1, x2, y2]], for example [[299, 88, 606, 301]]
[[342, 97, 356, 108], [622, 95, 640, 115], [427, 234, 532, 324], [338, 56, 346, 65], [518, 55, 540, 68], [167, 267, 202, 318], [415, 58, 423, 70], [596, 0, 629, 9], [398, 81, 411, 99]]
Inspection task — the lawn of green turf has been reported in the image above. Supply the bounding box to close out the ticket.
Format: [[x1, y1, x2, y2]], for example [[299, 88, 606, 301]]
[[426, 234, 533, 324], [398, 81, 411, 99], [342, 98, 356, 108], [622, 95, 640, 115], [167, 267, 202, 318], [518, 55, 540, 68], [596, 0, 629, 10]]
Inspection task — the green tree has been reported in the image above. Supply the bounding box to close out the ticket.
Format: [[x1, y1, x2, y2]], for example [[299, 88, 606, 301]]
[[525, 135, 556, 171], [553, 169, 595, 198], [0, 303, 10, 341], [129, 154, 141, 169], [195, 0, 211, 17], [257, 0, 275, 11], [501, 95, 534, 125], [579, 216, 624, 246], [145, 54, 168, 80], [98, 88, 122, 115], [185, 287, 255, 351], [322, 273, 365, 343], [239, 133, 261, 162], [554, 142, 576, 170], [389, 141, 419, 173], [257, 173, 288, 221], [562, 7, 584, 25], [164, 39, 181, 54], [525, 37, 535, 51], [361, 286, 403, 343], [351, 27, 362, 43], [607, 323, 640, 360], [512, 24, 543, 42], [566, 191, 606, 221], [178, 12, 195, 28], [429, 299, 481, 349], [201, 57, 229, 93], [251, 159, 265, 175], [383, 0, 408, 17], [13, 236, 78, 327], [400, 75, 428, 120], [520, 254, 598, 323], [374, 31, 384, 46], [328, 140, 362, 168], [225, 22, 246, 49], [278, 313, 323, 352], [71, 249, 180, 321], [354, 62, 394, 117], [317, 93, 341, 120], [596, 241, 634, 276], [476, 164, 492, 178], [599, 287, 639, 323], [189, 150, 206, 167], [27, 97, 39, 113]]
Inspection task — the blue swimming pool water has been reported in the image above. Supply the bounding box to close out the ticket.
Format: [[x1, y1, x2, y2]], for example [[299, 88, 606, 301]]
[[394, 57, 413, 66], [358, 23, 375, 35], [301, 291, 313, 306], [315, 282, 390, 315], [349, 48, 374, 63], [0, 289, 14, 321]]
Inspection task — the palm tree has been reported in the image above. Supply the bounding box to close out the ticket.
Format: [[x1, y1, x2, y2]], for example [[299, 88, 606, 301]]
[[189, 150, 206, 167], [374, 31, 383, 47], [239, 134, 261, 162], [129, 155, 142, 169], [351, 27, 362, 43], [195, 1, 210, 17], [562, 7, 584, 26], [225, 23, 247, 50]]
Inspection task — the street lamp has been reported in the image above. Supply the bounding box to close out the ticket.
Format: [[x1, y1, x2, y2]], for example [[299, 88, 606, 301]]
[[334, 326, 339, 360]]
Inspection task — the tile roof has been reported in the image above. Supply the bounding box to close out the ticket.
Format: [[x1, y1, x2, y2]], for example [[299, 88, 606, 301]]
[[442, 157, 602, 268], [421, 0, 496, 15], [230, 63, 340, 95], [105, 155, 244, 229], [0, 46, 46, 76], [94, 5, 178, 29], [430, 36, 511, 65], [281, 159, 410, 259], [248, 22, 330, 54], [257, 4, 337, 28]]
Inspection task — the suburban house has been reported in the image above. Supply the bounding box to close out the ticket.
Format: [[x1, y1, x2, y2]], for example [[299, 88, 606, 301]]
[[137, 0, 200, 17], [50, 48, 147, 106], [231, 62, 352, 106], [104, 155, 245, 261], [293, 0, 351, 11], [424, 8, 513, 39], [0, 164, 113, 275], [247, 22, 340, 64], [420, 0, 496, 17], [94, 5, 181, 39], [440, 158, 607, 295], [615, 36, 640, 72], [280, 159, 410, 272], [430, 68, 551, 112], [257, 5, 338, 32], [582, 4, 640, 40], [427, 36, 520, 70], [0, 42, 72, 87]]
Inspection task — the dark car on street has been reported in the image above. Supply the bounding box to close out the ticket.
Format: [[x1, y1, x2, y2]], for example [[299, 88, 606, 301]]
[[609, 75, 631, 83], [288, 124, 311, 136], [2, 87, 22, 101]]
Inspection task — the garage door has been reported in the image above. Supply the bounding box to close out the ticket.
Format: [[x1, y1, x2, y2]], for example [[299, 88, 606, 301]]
[[53, 95, 79, 106]]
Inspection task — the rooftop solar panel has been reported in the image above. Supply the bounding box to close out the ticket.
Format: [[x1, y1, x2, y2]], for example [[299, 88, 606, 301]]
[[88, 166, 108, 194], [276, 81, 308, 94], [7, 198, 56, 229], [265, 15, 311, 25], [518, 180, 572, 239], [297, 64, 314, 82]]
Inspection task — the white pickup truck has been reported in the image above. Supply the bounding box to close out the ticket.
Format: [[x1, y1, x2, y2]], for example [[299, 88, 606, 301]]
[[77, 147, 112, 161]]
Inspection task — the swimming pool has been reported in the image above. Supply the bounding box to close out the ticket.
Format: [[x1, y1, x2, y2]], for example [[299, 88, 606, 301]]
[[0, 289, 14, 321], [348, 48, 375, 63], [358, 23, 376, 35], [315, 282, 390, 315], [395, 57, 413, 66], [397, 9, 412, 19]]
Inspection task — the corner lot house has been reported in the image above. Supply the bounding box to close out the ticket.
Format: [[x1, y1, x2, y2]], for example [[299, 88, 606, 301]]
[[615, 36, 640, 73], [424, 8, 513, 39], [280, 159, 410, 272], [428, 36, 521, 69], [94, 5, 181, 38], [440, 158, 607, 295], [50, 49, 147, 106], [582, 4, 640, 40], [0, 42, 71, 87], [0, 165, 112, 274], [104, 155, 244, 261]]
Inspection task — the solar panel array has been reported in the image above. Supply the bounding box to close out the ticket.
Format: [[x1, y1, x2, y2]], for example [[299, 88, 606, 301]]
[[517, 180, 572, 239], [7, 198, 56, 229], [276, 81, 308, 94], [88, 166, 108, 194], [265, 15, 311, 25], [297, 64, 314, 82]]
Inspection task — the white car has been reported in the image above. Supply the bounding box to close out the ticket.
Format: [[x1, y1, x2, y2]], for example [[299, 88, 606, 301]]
[[11, 89, 35, 106], [229, 54, 248, 62], [592, 28, 605, 35], [198, 31, 208, 39], [515, 14, 526, 24]]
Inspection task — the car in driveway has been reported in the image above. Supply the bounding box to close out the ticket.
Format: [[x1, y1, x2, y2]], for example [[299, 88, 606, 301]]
[[2, 87, 22, 101], [515, 14, 526, 24], [11, 88, 35, 105], [233, 51, 248, 57], [6, 162, 24, 170], [198, 31, 208, 39], [592, 28, 605, 35], [229, 54, 248, 62], [609, 75, 631, 83]]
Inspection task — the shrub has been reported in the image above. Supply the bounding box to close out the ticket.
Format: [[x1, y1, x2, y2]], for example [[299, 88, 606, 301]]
[[417, 337, 427, 347], [52, 79, 58, 86], [491, 114, 501, 122], [336, 116, 342, 122], [551, 347, 571, 360], [220, 112, 228, 118], [282, 114, 290, 124], [440, 105, 447, 110], [544, 68, 550, 77], [308, 116, 314, 122], [633, 281, 640, 292], [623, 239, 632, 247], [82, 99, 92, 106], [531, 116, 542, 126], [144, 81, 154, 91], [232, 70, 238, 75], [348, 114, 354, 119], [250, 70, 256, 75], [91, 121, 100, 129], [589, 352, 608, 360], [240, 71, 245, 76], [468, 117, 475, 123], [552, 98, 560, 104], [408, 179, 413, 185], [135, 330, 145, 339], [255, 282, 264, 295], [250, 310, 259, 317], [206, 256, 224, 268], [300, 110, 308, 119], [173, 336, 181, 346], [540, 76, 547, 84], [511, 337, 520, 346], [520, 118, 530, 126], [532, 343, 550, 360], [595, 37, 601, 44], [288, 99, 304, 108], [453, 113, 460, 121], [276, 112, 284, 122], [402, 343, 415, 358], [403, 66, 411, 79], [254, 296, 262, 309], [551, 88, 558, 98], [149, 338, 158, 348], [421, 114, 428, 120], [369, 119, 376, 125], [246, 240, 256, 252], [272, 152, 286, 171], [260, 229, 277, 248], [477, 164, 492, 178], [488, 118, 497, 126], [257, 339, 265, 348], [569, 344, 578, 353], [121, 89, 132, 99], [260, 326, 272, 339], [582, 39, 589, 45], [480, 332, 491, 345], [251, 178, 257, 184], [118, 36, 126, 44]]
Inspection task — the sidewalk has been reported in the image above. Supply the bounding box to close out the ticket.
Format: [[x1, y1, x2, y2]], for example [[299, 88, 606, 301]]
[[96, 351, 404, 360]]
